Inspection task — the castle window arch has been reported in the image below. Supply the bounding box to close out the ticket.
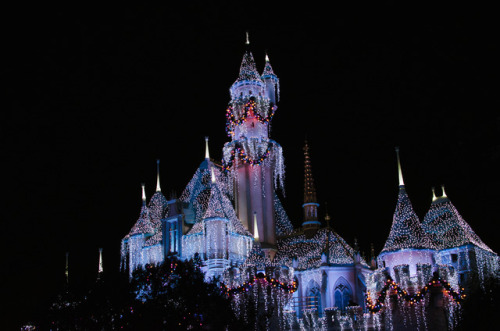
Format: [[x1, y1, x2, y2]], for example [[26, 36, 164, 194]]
[[305, 280, 322, 315], [334, 276, 352, 312]]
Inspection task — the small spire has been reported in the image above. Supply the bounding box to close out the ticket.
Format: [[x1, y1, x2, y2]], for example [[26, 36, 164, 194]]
[[265, 52, 269, 62], [253, 212, 259, 241], [205, 137, 210, 160], [441, 184, 447, 198], [141, 183, 146, 205], [246, 31, 250, 45], [98, 248, 103, 278], [156, 159, 161, 192], [211, 166, 216, 184], [65, 252, 69, 285], [432, 187, 437, 201], [395, 147, 405, 186], [370, 243, 375, 259]]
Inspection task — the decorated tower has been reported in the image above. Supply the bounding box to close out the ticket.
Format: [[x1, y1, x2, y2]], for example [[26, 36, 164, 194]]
[[302, 141, 321, 236], [222, 36, 284, 260], [378, 147, 435, 279]]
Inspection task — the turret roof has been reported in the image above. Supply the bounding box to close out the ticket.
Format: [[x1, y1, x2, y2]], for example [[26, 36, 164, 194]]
[[381, 187, 434, 253], [423, 195, 494, 252], [128, 203, 154, 236], [234, 51, 263, 84]]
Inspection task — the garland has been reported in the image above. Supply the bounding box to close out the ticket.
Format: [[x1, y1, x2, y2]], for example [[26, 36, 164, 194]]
[[222, 144, 272, 171], [225, 98, 277, 136], [366, 273, 465, 313], [221, 272, 298, 296]]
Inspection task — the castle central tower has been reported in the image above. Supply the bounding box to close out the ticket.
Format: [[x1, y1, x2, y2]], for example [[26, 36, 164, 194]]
[[222, 41, 284, 260]]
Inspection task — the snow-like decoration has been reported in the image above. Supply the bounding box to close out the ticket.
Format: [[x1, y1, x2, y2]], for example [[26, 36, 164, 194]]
[[275, 228, 367, 270], [222, 138, 285, 192], [422, 196, 494, 252], [274, 193, 293, 237], [381, 187, 434, 253], [182, 171, 253, 270], [147, 191, 168, 228], [180, 160, 231, 223], [233, 51, 263, 84], [128, 203, 154, 237]]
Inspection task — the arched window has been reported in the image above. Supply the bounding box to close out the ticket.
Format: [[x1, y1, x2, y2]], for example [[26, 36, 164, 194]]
[[334, 277, 352, 312], [306, 281, 321, 314]]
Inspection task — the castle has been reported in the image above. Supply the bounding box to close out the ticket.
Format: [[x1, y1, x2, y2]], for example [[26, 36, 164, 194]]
[[120, 40, 498, 329]]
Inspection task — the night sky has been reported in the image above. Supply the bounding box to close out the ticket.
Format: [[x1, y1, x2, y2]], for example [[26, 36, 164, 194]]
[[5, 4, 499, 327]]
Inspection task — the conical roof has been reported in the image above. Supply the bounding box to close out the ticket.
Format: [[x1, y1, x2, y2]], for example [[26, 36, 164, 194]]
[[261, 54, 277, 78], [234, 51, 263, 84], [186, 167, 251, 237], [381, 187, 434, 253], [148, 191, 168, 228], [128, 203, 154, 236], [180, 159, 222, 223], [423, 195, 494, 252]]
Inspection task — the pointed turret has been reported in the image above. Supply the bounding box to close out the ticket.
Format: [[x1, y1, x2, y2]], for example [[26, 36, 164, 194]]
[[380, 148, 433, 254], [423, 188, 494, 252], [149, 160, 169, 228], [261, 53, 279, 105], [302, 141, 321, 234], [378, 148, 434, 276], [129, 184, 154, 236]]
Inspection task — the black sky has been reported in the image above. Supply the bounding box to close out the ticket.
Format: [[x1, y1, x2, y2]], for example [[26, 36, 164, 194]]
[[5, 3, 499, 327]]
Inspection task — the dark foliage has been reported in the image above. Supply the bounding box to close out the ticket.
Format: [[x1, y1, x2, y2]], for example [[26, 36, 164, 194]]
[[35, 256, 240, 330]]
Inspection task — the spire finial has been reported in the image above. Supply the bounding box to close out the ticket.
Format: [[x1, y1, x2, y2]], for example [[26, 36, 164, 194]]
[[156, 159, 161, 192], [98, 248, 103, 278], [65, 252, 69, 285], [395, 146, 405, 186], [441, 184, 447, 198], [211, 166, 216, 184], [253, 212, 259, 241], [265, 52, 269, 62], [141, 183, 146, 205], [205, 136, 210, 160], [246, 31, 250, 45], [432, 187, 437, 201]]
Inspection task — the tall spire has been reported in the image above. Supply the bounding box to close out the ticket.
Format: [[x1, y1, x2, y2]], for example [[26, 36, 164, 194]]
[[141, 182, 146, 205], [246, 31, 250, 45], [156, 160, 161, 192], [302, 140, 321, 233], [98, 248, 103, 278], [303, 141, 317, 204], [395, 147, 405, 186], [205, 136, 210, 160]]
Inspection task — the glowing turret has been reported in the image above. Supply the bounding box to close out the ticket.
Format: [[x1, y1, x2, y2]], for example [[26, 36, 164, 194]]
[[222, 36, 285, 261]]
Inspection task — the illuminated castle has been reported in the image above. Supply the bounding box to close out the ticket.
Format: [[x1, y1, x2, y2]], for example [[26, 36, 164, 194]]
[[121, 39, 498, 328]]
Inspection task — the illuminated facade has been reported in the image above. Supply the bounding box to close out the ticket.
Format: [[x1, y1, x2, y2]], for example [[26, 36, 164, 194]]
[[120, 42, 498, 328]]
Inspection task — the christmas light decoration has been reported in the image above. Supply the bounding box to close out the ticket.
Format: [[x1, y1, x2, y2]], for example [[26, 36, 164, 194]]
[[366, 274, 465, 313]]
